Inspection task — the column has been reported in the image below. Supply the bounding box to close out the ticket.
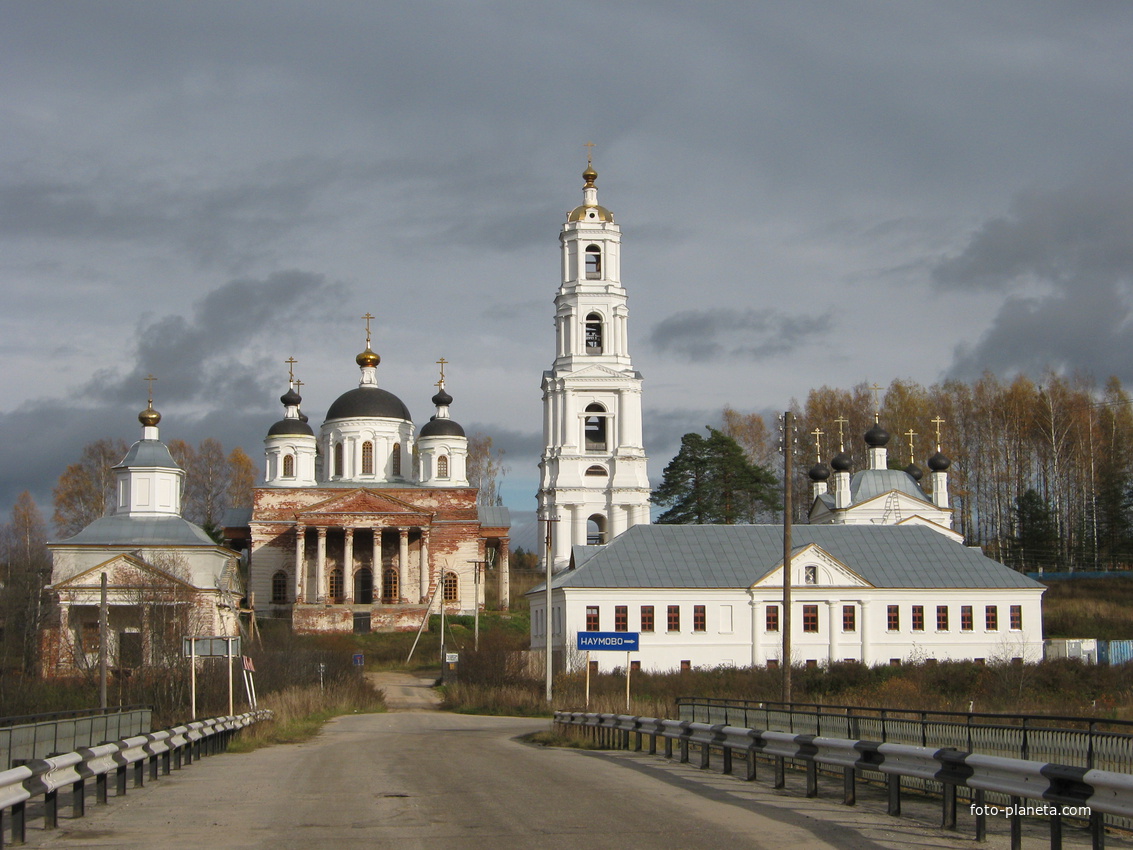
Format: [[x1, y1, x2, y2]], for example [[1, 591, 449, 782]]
[[609, 504, 628, 539], [372, 528, 382, 603], [398, 528, 409, 603], [827, 601, 839, 664], [563, 391, 576, 449], [498, 538, 510, 611], [419, 529, 430, 602], [316, 527, 327, 604], [570, 504, 586, 555], [343, 528, 354, 604], [859, 600, 871, 665], [293, 525, 305, 602], [751, 599, 763, 667]]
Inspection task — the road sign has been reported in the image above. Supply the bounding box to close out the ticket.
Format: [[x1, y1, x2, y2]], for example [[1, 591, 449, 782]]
[[577, 632, 639, 652], [183, 636, 240, 657], [352, 653, 365, 667]]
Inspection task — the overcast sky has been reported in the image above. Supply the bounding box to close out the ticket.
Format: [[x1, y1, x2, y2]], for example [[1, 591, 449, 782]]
[[4, 2, 1133, 538]]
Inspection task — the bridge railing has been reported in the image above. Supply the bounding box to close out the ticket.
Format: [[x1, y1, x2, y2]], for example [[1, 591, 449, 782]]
[[0, 706, 153, 769], [555, 710, 1123, 850], [0, 710, 271, 846], [676, 697, 1133, 772]]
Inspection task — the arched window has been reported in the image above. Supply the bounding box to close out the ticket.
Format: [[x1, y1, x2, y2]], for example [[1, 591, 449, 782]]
[[585, 313, 603, 354], [382, 568, 399, 604], [329, 568, 344, 603], [282, 454, 295, 478], [354, 568, 373, 605], [361, 441, 374, 474], [584, 403, 608, 452], [392, 443, 402, 476], [587, 514, 608, 546], [333, 442, 344, 477], [271, 570, 288, 604], [585, 465, 608, 477], [585, 244, 601, 279], [437, 455, 450, 478], [443, 571, 459, 602]]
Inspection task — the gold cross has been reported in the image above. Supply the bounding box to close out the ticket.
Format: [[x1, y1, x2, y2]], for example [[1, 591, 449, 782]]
[[834, 416, 848, 452], [144, 373, 157, 406], [931, 416, 946, 445], [584, 141, 595, 167], [285, 357, 297, 382], [870, 383, 883, 420], [905, 429, 918, 464], [295, 378, 303, 393], [811, 427, 824, 460], [362, 312, 375, 346], [436, 357, 448, 384]]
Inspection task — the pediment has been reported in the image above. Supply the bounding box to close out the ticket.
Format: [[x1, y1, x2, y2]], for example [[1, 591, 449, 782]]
[[298, 489, 432, 520], [851, 489, 933, 512], [752, 543, 873, 589], [53, 553, 196, 592]]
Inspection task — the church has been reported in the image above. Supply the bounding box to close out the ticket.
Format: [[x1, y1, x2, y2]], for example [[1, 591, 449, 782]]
[[243, 328, 510, 633], [42, 397, 243, 676], [528, 161, 1045, 673]]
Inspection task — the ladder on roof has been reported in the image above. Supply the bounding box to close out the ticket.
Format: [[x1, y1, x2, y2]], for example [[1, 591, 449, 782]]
[[875, 491, 902, 525]]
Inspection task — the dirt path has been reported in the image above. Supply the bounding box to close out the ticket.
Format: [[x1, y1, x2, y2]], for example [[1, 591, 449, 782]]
[[366, 669, 442, 710]]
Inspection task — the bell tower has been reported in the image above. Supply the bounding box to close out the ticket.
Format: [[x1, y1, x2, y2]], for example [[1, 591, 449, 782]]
[[538, 155, 650, 570]]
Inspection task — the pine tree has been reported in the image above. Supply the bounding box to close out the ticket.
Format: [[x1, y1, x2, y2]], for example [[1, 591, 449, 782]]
[[653, 428, 779, 524]]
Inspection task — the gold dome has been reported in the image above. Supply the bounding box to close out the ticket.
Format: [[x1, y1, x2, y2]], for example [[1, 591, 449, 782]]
[[583, 165, 598, 186], [139, 405, 161, 427], [356, 347, 381, 368], [567, 203, 614, 222]]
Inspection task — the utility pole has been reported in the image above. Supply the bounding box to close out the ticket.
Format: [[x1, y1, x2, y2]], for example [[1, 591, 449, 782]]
[[99, 572, 108, 710], [781, 411, 794, 704], [543, 515, 559, 703]]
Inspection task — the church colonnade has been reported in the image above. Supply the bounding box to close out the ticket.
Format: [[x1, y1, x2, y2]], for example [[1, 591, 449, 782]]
[[291, 524, 430, 605]]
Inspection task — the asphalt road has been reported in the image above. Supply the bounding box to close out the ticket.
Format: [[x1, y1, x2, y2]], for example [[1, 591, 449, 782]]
[[17, 676, 1071, 849]]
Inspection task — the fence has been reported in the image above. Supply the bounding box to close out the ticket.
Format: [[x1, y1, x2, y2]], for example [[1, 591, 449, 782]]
[[556, 710, 1129, 850], [0, 710, 270, 847], [0, 707, 152, 769], [677, 698, 1133, 773]]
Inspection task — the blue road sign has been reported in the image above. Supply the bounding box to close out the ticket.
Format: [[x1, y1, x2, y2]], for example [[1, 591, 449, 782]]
[[577, 632, 640, 652]]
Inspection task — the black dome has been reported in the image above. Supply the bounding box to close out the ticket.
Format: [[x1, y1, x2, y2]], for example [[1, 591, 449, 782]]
[[904, 463, 923, 481], [419, 416, 465, 438], [280, 388, 301, 406], [808, 462, 831, 481], [325, 387, 412, 422], [831, 451, 852, 471], [432, 388, 453, 406], [928, 451, 951, 471], [865, 423, 890, 447], [268, 418, 315, 437]]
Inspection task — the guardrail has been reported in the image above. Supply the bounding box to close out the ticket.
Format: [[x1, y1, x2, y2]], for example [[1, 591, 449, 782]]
[[0, 707, 153, 769], [0, 710, 271, 846], [555, 710, 1123, 850], [678, 697, 1133, 773]]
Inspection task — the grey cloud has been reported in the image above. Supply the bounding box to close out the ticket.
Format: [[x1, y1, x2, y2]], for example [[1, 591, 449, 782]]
[[87, 270, 344, 409], [934, 183, 1133, 290], [939, 182, 1133, 382], [650, 309, 832, 361]]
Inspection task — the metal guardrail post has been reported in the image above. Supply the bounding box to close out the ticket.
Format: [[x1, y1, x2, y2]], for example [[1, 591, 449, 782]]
[[1051, 805, 1063, 850], [941, 782, 956, 830], [805, 759, 817, 797], [774, 756, 785, 789], [1009, 795, 1022, 850], [96, 772, 107, 804], [115, 764, 126, 797], [1089, 810, 1105, 849], [72, 778, 85, 819], [974, 789, 986, 842], [887, 774, 901, 816], [843, 767, 855, 805], [12, 800, 25, 845], [722, 745, 732, 775], [44, 789, 57, 829], [745, 750, 757, 781]]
